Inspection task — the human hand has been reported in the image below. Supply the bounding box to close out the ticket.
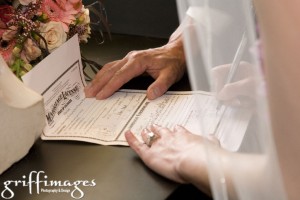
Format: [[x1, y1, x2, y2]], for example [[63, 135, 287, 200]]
[[84, 42, 186, 100], [125, 124, 220, 194], [211, 62, 261, 107]]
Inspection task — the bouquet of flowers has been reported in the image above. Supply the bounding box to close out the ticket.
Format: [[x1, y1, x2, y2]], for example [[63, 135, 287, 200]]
[[0, 0, 103, 78]]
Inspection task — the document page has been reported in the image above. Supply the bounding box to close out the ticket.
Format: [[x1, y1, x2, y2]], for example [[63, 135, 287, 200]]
[[22, 35, 251, 151]]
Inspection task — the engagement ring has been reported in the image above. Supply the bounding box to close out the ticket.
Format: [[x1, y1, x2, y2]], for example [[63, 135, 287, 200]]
[[146, 132, 156, 147]]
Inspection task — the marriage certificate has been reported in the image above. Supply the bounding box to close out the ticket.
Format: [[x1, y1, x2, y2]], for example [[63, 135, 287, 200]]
[[22, 36, 251, 151]]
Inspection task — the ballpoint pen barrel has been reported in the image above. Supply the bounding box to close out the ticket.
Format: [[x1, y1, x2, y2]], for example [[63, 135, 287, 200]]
[[216, 33, 248, 112]]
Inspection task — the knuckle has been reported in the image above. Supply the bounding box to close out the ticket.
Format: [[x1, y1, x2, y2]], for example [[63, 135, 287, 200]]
[[127, 50, 147, 60], [114, 67, 125, 77], [126, 50, 138, 57]]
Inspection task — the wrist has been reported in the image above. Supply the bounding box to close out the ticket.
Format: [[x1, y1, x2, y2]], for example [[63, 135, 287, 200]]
[[175, 141, 211, 195], [164, 37, 186, 68]]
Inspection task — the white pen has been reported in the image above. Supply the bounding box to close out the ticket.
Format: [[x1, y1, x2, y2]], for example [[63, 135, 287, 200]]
[[216, 32, 248, 111]]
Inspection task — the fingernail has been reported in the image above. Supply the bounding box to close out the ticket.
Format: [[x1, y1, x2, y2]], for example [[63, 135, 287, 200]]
[[85, 90, 93, 98], [84, 83, 94, 97], [85, 82, 92, 89], [125, 130, 131, 136], [96, 90, 104, 99], [86, 81, 93, 87], [151, 124, 161, 131], [142, 128, 151, 134], [174, 124, 183, 131], [217, 90, 228, 101], [207, 133, 215, 139], [152, 124, 160, 128], [148, 87, 160, 100]]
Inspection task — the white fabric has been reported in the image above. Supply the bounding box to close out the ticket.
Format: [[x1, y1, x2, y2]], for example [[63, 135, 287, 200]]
[[0, 56, 45, 174], [176, 0, 287, 199]]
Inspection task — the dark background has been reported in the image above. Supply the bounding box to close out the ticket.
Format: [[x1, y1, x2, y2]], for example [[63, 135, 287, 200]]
[[84, 0, 180, 38]]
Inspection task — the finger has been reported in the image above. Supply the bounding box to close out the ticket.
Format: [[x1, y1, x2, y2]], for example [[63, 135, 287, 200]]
[[211, 64, 231, 77], [95, 60, 146, 99], [150, 124, 172, 139], [236, 61, 255, 78], [141, 128, 150, 144], [206, 134, 221, 146], [217, 82, 241, 101], [173, 124, 191, 134], [147, 70, 180, 100], [94, 60, 121, 79], [84, 60, 126, 97], [141, 128, 160, 147], [211, 62, 254, 93], [125, 131, 149, 157], [173, 125, 199, 140]]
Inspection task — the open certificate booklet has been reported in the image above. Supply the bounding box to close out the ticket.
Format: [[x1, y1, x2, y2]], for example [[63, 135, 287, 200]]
[[22, 36, 252, 151]]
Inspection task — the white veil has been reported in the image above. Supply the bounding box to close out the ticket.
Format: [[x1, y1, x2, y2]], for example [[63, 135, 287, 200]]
[[176, 0, 287, 199]]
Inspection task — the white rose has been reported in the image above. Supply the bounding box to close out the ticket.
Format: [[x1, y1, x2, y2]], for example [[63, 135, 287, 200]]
[[79, 25, 91, 43], [77, 7, 91, 43], [39, 22, 67, 53], [80, 7, 91, 25]]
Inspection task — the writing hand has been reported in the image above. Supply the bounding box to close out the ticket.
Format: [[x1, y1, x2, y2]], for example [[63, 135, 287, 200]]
[[211, 62, 261, 107]]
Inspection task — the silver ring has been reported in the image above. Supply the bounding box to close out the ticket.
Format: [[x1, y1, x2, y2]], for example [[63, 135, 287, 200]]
[[146, 132, 156, 147]]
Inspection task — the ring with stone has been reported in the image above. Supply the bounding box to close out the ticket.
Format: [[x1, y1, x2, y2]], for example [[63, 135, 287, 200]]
[[146, 131, 156, 147]]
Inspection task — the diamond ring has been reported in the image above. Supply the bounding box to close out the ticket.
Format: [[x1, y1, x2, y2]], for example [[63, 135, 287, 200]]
[[146, 131, 156, 147]]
